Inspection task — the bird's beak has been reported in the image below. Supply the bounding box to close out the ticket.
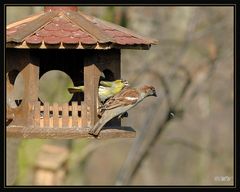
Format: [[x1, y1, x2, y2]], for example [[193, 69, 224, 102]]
[[123, 80, 129, 86], [100, 72, 105, 79], [153, 92, 157, 97]]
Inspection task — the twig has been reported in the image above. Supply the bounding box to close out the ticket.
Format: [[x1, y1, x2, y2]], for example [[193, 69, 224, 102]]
[[115, 9, 224, 184]]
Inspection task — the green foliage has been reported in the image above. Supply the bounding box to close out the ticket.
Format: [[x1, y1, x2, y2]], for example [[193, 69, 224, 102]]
[[120, 9, 128, 27], [16, 139, 46, 185], [102, 7, 128, 27], [103, 7, 115, 23]]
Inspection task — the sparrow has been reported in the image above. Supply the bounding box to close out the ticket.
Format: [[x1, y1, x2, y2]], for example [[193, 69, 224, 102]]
[[68, 79, 129, 103], [88, 85, 157, 136]]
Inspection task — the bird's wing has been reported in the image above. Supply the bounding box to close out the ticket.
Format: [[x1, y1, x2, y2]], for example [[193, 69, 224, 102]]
[[101, 87, 139, 110]]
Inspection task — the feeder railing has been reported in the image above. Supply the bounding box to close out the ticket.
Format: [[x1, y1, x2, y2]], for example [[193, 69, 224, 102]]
[[7, 101, 136, 139], [30, 101, 84, 128]]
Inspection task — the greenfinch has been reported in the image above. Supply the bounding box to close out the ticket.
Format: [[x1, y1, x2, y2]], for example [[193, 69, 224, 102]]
[[68, 79, 129, 103]]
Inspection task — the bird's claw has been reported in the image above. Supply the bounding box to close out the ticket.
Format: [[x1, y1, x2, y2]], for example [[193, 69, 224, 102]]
[[88, 128, 100, 136]]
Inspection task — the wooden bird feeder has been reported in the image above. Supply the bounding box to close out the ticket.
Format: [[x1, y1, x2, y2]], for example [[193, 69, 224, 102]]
[[6, 6, 158, 139]]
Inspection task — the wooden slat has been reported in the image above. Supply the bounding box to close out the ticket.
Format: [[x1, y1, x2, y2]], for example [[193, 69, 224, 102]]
[[81, 102, 87, 127], [65, 11, 114, 43], [7, 12, 44, 29], [72, 102, 78, 127], [43, 102, 50, 128], [78, 117, 82, 127], [7, 11, 59, 43], [53, 103, 59, 127], [62, 103, 68, 128], [34, 101, 40, 127], [58, 105, 62, 128]]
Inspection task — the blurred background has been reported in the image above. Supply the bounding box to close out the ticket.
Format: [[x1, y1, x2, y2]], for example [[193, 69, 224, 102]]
[[6, 6, 234, 185]]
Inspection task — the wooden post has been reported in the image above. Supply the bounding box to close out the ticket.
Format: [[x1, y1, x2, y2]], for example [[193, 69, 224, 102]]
[[6, 50, 39, 127], [15, 50, 40, 127], [84, 53, 102, 127]]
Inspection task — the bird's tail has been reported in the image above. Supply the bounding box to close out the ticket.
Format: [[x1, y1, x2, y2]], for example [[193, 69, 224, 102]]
[[89, 111, 115, 136], [68, 86, 84, 93]]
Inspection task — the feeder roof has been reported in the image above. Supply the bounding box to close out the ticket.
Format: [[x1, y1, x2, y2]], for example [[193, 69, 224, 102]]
[[6, 7, 158, 50]]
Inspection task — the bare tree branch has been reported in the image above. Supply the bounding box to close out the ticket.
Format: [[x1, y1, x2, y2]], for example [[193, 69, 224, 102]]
[[115, 8, 227, 185]]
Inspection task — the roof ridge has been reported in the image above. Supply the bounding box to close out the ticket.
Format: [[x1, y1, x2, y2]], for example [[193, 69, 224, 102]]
[[60, 12, 98, 42], [65, 11, 115, 44]]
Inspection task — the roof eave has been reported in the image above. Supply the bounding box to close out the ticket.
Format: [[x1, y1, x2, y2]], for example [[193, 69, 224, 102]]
[[5, 42, 151, 50]]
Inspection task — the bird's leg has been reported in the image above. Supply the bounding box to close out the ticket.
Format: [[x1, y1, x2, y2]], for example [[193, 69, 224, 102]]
[[88, 118, 105, 136]]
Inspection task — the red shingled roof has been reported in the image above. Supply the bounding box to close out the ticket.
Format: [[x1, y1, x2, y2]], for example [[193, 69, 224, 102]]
[[6, 7, 158, 49]]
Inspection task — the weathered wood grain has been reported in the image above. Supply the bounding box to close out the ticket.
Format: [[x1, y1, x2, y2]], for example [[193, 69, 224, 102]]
[[7, 11, 59, 43], [65, 11, 114, 43], [7, 126, 136, 139], [84, 56, 102, 127]]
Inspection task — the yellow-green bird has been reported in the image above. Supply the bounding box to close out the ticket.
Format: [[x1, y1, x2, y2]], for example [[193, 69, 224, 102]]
[[68, 79, 129, 103]]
